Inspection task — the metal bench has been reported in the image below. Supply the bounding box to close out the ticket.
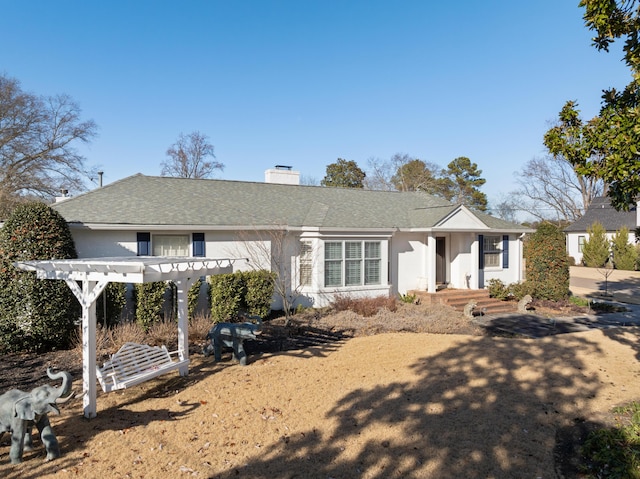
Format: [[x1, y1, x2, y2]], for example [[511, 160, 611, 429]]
[[96, 342, 189, 393]]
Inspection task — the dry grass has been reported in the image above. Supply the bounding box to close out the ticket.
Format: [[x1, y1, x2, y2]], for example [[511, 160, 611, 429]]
[[72, 314, 215, 359], [295, 296, 482, 337], [72, 298, 481, 363]]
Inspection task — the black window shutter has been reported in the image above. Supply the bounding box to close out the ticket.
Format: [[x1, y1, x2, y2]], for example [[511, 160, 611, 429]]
[[478, 234, 484, 269], [137, 232, 151, 256], [502, 235, 509, 268], [193, 233, 205, 257]]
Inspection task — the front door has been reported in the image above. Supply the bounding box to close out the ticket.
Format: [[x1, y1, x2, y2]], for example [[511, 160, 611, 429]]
[[436, 237, 446, 284]]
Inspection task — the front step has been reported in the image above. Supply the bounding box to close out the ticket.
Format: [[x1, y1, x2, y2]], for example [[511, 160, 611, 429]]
[[407, 288, 517, 315]]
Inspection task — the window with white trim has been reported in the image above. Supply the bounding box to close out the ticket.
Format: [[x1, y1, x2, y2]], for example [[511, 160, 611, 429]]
[[300, 241, 313, 286], [324, 240, 381, 287], [152, 235, 190, 257], [483, 236, 501, 268], [578, 235, 586, 253]]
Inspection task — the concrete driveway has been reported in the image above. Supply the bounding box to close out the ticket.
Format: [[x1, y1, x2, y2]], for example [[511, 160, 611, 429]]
[[569, 266, 640, 304], [474, 266, 640, 338]]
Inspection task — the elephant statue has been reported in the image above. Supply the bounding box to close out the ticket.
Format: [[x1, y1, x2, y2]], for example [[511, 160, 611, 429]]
[[0, 368, 74, 464], [203, 315, 263, 366]]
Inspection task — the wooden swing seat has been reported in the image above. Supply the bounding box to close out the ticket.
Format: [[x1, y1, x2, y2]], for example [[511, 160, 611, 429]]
[[96, 342, 189, 393]]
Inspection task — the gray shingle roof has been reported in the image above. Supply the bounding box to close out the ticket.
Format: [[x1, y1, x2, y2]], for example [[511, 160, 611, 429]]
[[52, 174, 527, 231], [565, 196, 638, 232]]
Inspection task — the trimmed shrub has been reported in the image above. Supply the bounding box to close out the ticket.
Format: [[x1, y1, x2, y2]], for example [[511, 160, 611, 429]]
[[523, 222, 570, 301], [611, 226, 638, 270], [209, 273, 246, 322], [582, 221, 610, 267], [134, 281, 170, 331], [96, 282, 127, 327], [188, 278, 204, 319], [487, 278, 509, 300], [0, 202, 80, 352], [208, 270, 275, 322], [244, 270, 276, 318], [507, 281, 536, 301]]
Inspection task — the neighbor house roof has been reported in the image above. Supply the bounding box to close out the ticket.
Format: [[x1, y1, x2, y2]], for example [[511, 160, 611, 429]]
[[51, 174, 527, 232], [565, 196, 638, 233]]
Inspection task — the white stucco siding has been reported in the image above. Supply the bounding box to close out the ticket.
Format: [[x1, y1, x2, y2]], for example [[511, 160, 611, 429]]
[[391, 232, 427, 295], [481, 235, 523, 286], [567, 230, 637, 265], [71, 229, 138, 257], [448, 233, 474, 289]]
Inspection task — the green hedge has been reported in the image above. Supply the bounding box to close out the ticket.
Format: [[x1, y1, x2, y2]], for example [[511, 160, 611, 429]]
[[523, 222, 570, 301], [0, 202, 80, 353], [96, 282, 127, 327], [208, 270, 275, 322], [134, 281, 170, 331]]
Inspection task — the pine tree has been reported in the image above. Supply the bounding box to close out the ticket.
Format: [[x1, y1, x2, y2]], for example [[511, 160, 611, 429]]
[[581, 222, 610, 267], [611, 226, 637, 270]]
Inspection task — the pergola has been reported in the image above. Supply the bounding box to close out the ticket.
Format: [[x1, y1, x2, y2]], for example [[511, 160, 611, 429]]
[[13, 256, 246, 418]]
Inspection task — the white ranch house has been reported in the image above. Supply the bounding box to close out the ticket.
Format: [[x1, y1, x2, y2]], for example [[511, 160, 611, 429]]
[[565, 196, 639, 265], [51, 170, 530, 310]]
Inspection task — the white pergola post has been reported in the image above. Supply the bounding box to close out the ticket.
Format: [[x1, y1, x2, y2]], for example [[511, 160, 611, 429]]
[[175, 277, 198, 376], [65, 278, 108, 418]]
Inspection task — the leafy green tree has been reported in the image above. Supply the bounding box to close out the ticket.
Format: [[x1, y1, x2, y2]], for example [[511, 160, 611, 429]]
[[523, 222, 570, 300], [0, 202, 80, 352], [574, 1, 640, 209], [581, 221, 610, 267], [321, 158, 365, 188], [0, 74, 97, 218], [611, 225, 638, 270], [540, 101, 607, 219], [439, 157, 488, 210]]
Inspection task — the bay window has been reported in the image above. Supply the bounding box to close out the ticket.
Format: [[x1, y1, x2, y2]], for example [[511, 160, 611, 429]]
[[324, 240, 382, 287]]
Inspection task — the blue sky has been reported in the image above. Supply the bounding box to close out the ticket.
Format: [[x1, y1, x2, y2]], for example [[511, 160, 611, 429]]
[[0, 1, 631, 208]]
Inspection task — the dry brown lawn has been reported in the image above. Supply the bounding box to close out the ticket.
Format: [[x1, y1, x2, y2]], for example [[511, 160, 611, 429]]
[[1, 302, 639, 478]]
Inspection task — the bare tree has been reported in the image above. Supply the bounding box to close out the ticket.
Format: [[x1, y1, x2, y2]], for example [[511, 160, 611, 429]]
[[364, 156, 395, 191], [511, 155, 606, 223], [364, 153, 442, 192], [490, 195, 520, 223], [161, 131, 223, 179], [231, 227, 315, 325], [0, 74, 97, 217]]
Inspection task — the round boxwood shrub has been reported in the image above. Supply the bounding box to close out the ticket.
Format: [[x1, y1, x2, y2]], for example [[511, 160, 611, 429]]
[[0, 202, 80, 352]]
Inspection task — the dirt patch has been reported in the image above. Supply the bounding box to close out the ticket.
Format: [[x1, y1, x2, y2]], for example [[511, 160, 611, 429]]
[[1, 302, 639, 478]]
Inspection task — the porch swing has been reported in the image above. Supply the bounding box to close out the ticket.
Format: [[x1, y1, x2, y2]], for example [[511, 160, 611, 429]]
[[96, 342, 189, 393]]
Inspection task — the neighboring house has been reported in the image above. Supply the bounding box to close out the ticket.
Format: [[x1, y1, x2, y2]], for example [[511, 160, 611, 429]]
[[565, 196, 639, 264], [51, 170, 531, 309]]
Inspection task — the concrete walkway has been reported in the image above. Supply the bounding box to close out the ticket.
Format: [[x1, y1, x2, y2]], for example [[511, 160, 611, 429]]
[[474, 267, 640, 338]]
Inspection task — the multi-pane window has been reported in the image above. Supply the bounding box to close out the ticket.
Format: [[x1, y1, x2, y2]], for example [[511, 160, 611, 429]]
[[152, 235, 190, 257], [483, 236, 501, 268], [578, 235, 586, 253], [324, 241, 382, 287], [300, 241, 313, 287], [324, 242, 343, 287], [365, 241, 381, 284]]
